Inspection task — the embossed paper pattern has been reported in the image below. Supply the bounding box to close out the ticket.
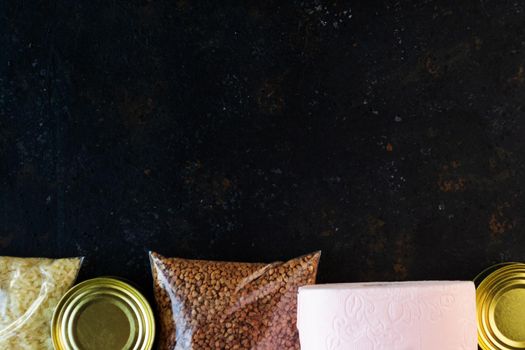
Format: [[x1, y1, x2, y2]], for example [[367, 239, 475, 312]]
[[297, 281, 477, 350]]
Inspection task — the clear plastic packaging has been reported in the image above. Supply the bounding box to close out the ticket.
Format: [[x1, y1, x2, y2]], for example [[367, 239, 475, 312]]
[[150, 251, 321, 350], [0, 256, 83, 349]]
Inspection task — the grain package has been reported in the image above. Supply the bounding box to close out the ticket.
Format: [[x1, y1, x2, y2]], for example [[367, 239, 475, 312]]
[[150, 251, 321, 350], [0, 256, 83, 349]]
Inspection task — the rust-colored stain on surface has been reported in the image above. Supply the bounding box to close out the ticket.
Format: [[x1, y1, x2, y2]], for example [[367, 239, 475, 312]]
[[393, 262, 408, 279], [489, 203, 514, 237], [393, 231, 412, 280], [403, 38, 479, 84], [438, 160, 466, 192], [439, 177, 466, 192], [222, 178, 231, 190], [423, 54, 441, 78]]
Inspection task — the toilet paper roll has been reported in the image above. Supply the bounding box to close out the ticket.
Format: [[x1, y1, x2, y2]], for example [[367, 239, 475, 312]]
[[297, 281, 477, 350]]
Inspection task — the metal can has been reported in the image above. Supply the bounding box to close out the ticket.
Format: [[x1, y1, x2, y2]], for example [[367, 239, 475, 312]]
[[476, 263, 525, 349], [51, 277, 155, 350]]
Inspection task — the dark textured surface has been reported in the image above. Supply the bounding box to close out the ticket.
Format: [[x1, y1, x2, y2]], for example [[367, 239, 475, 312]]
[[1, 0, 525, 293]]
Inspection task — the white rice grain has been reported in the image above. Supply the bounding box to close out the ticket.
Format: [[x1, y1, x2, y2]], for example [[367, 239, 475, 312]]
[[0, 257, 82, 349]]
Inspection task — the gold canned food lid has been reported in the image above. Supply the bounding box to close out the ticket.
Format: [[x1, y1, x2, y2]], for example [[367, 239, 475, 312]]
[[52, 277, 155, 350], [477, 263, 525, 349]]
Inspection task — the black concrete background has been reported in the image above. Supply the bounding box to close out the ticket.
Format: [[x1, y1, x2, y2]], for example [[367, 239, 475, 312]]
[[2, 0, 525, 295]]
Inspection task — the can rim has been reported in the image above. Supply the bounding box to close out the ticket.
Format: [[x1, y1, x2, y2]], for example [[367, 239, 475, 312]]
[[51, 277, 155, 350], [474, 262, 518, 286]]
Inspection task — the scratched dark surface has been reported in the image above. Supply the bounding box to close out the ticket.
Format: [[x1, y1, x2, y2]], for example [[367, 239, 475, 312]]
[[1, 0, 525, 295]]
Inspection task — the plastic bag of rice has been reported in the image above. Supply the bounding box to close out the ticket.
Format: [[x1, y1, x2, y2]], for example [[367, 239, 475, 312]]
[[0, 256, 83, 349], [150, 251, 321, 350]]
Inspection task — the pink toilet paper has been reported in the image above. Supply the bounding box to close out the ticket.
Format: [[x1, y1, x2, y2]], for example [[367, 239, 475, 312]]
[[297, 281, 477, 350]]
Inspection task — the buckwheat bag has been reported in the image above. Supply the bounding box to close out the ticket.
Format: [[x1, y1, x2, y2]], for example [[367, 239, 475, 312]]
[[150, 251, 321, 350]]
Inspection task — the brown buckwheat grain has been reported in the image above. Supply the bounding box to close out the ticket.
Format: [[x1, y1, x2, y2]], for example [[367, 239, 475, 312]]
[[149, 251, 321, 350]]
